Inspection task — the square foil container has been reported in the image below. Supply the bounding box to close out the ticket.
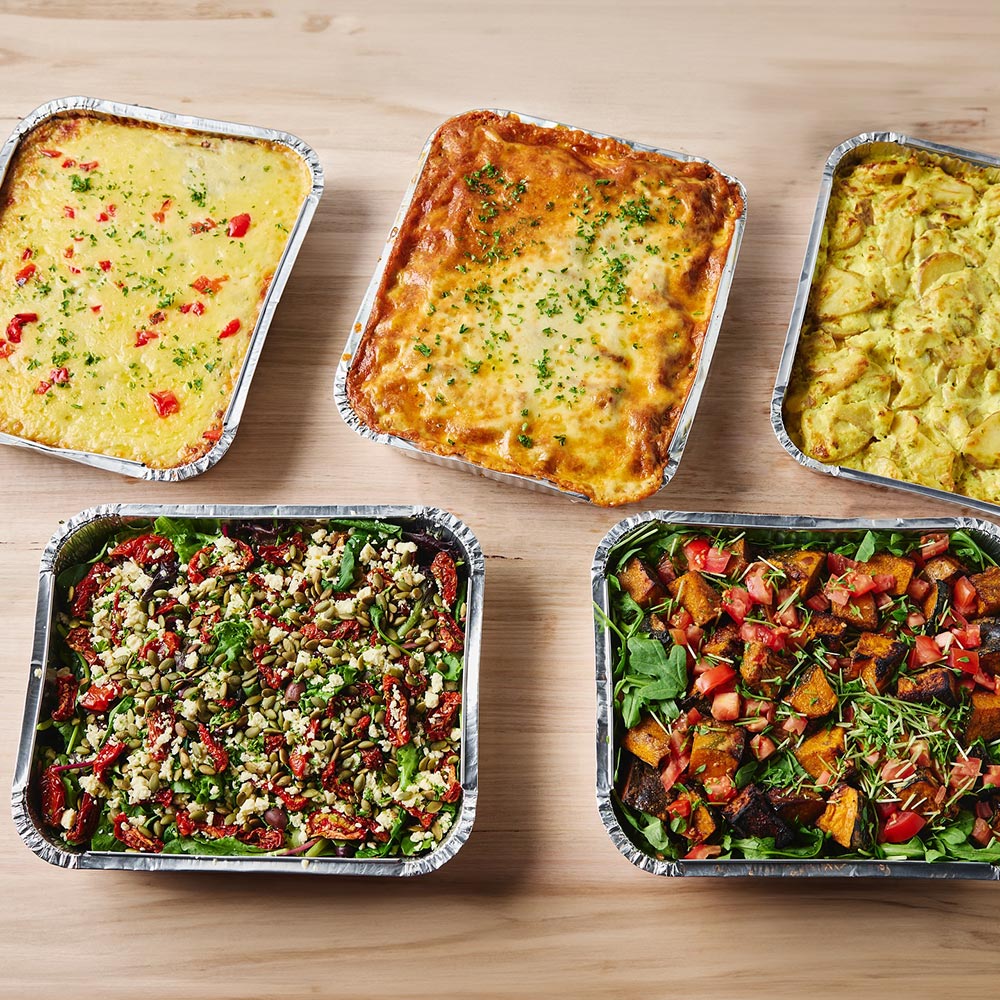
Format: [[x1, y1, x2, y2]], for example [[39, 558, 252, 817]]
[[594, 509, 1000, 878], [772, 131, 1000, 518], [334, 109, 747, 503], [0, 97, 324, 481], [12, 504, 483, 875]]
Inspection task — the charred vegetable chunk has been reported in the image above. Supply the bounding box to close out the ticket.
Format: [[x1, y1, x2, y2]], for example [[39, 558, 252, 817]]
[[767, 787, 826, 826], [922, 579, 950, 624], [668, 571, 722, 627], [923, 555, 964, 585], [689, 723, 745, 781], [858, 552, 915, 596], [818, 784, 869, 850], [831, 593, 878, 630], [702, 621, 741, 661], [772, 549, 824, 599], [794, 726, 846, 779], [741, 641, 792, 699], [799, 612, 849, 644], [850, 632, 907, 694], [971, 566, 1000, 618], [723, 784, 793, 847], [622, 715, 672, 767], [966, 690, 1000, 742], [618, 557, 667, 609], [727, 537, 753, 579], [896, 769, 943, 819], [787, 663, 838, 717], [621, 757, 673, 821], [896, 667, 957, 706]]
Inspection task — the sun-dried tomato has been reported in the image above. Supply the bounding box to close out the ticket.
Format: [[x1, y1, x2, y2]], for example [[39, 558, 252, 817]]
[[404, 671, 427, 698], [41, 764, 66, 827], [92, 738, 128, 783], [70, 561, 108, 618], [253, 644, 289, 691], [434, 611, 464, 653], [250, 607, 290, 632], [153, 787, 173, 808], [64, 792, 100, 845], [187, 538, 253, 584], [382, 674, 411, 748], [356, 680, 378, 700], [65, 626, 98, 666], [361, 747, 384, 771], [320, 760, 354, 799], [257, 533, 304, 566], [307, 809, 368, 840], [51, 674, 79, 722], [269, 784, 308, 812], [141, 630, 181, 662], [405, 807, 436, 830], [154, 597, 181, 618], [264, 733, 284, 754], [352, 714, 371, 738], [254, 827, 284, 851], [146, 704, 176, 762], [439, 763, 462, 803], [175, 809, 197, 837], [198, 609, 221, 644], [198, 723, 229, 773], [430, 551, 459, 606], [289, 749, 310, 779], [78, 682, 119, 713], [424, 690, 462, 741], [108, 533, 175, 566], [113, 813, 164, 853], [199, 820, 239, 839]]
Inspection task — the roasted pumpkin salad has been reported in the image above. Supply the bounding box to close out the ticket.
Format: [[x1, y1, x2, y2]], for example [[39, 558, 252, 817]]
[[602, 523, 1000, 862]]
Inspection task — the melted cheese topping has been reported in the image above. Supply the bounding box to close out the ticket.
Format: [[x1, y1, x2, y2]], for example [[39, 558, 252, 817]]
[[0, 113, 311, 469], [346, 111, 743, 506], [785, 146, 1000, 503]]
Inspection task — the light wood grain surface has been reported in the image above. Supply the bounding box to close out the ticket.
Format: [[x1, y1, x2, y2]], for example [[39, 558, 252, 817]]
[[2, 1, 1000, 997]]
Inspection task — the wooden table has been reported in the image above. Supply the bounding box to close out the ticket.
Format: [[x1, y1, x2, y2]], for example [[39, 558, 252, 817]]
[[2, 1, 999, 996]]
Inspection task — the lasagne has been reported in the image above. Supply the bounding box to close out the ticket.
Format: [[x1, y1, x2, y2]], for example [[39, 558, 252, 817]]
[[0, 111, 312, 469], [785, 144, 1000, 503], [345, 111, 744, 506]]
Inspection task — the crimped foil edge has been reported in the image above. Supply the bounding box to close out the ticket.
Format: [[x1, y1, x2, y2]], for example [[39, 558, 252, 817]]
[[593, 509, 1000, 879], [12, 504, 482, 876], [333, 108, 747, 505]]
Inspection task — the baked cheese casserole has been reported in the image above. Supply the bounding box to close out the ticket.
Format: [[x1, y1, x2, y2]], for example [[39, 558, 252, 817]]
[[345, 111, 744, 505], [0, 111, 312, 469], [785, 144, 1000, 503]]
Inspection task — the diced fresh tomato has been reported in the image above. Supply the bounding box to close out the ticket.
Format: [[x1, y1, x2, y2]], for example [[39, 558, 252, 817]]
[[949, 757, 982, 793], [806, 592, 830, 612], [909, 634, 943, 669], [827, 552, 856, 575], [722, 587, 753, 624], [744, 699, 775, 733], [774, 588, 800, 629], [881, 810, 926, 844], [920, 533, 950, 559], [875, 591, 894, 611], [655, 553, 677, 586], [880, 759, 916, 783], [949, 648, 979, 675], [781, 715, 807, 736], [149, 390, 180, 417], [875, 800, 899, 822], [711, 691, 741, 721], [825, 583, 851, 606], [909, 740, 932, 768], [669, 628, 687, 648], [952, 624, 981, 649], [907, 612, 926, 629], [873, 574, 897, 594], [750, 734, 776, 761], [745, 563, 774, 605], [660, 750, 689, 793], [983, 765, 1000, 790], [740, 621, 787, 651], [695, 664, 736, 697], [703, 775, 738, 803], [815, 769, 836, 789], [971, 817, 994, 847], [954, 577, 978, 617], [227, 213, 251, 238], [704, 546, 731, 575], [683, 844, 722, 860], [671, 609, 694, 631], [682, 538, 710, 570], [666, 796, 691, 819], [907, 578, 931, 602], [844, 570, 877, 597]]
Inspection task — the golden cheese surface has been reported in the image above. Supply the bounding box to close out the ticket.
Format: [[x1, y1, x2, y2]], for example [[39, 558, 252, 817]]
[[785, 145, 1000, 503], [0, 112, 311, 469], [346, 111, 743, 506]]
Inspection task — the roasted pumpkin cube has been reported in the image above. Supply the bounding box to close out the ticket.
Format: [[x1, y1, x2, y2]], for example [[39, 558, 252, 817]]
[[618, 557, 667, 609], [922, 579, 950, 624], [858, 552, 915, 596], [788, 664, 839, 717], [772, 549, 824, 599], [800, 612, 849, 645], [896, 768, 943, 819], [668, 571, 722, 627], [831, 593, 878, 630], [741, 641, 792, 699], [676, 791, 717, 844], [722, 784, 794, 847], [728, 537, 753, 578], [702, 621, 742, 662], [923, 555, 964, 585], [850, 632, 907, 694], [767, 787, 826, 826], [620, 757, 673, 821], [689, 723, 746, 781], [794, 725, 846, 779], [896, 667, 957, 706], [972, 567, 1000, 618], [818, 784, 869, 850], [966, 690, 1000, 742], [622, 715, 672, 767]]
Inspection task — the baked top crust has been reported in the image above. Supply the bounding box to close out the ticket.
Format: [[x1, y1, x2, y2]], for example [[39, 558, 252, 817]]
[[346, 111, 743, 506]]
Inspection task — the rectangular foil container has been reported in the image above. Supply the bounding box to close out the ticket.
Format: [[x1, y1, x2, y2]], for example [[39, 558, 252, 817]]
[[12, 504, 482, 875], [334, 109, 747, 503], [0, 97, 324, 481], [772, 131, 1000, 518], [594, 509, 1000, 879]]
